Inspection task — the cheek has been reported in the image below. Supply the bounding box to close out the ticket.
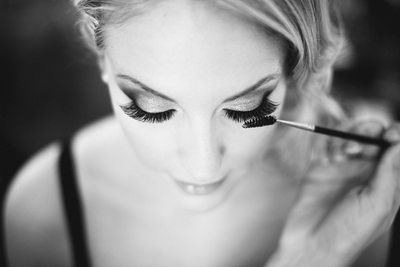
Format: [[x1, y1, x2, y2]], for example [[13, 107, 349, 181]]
[[109, 89, 177, 171], [118, 115, 178, 170], [122, 123, 177, 170], [225, 87, 286, 166], [226, 126, 277, 167]]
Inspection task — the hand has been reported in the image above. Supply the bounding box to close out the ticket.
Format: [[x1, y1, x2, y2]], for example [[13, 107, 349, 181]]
[[267, 120, 400, 267]]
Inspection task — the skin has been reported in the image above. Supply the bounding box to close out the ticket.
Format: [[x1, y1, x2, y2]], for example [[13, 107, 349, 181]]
[[102, 0, 289, 213], [268, 124, 400, 267], [7, 1, 298, 266], [5, 0, 400, 267]]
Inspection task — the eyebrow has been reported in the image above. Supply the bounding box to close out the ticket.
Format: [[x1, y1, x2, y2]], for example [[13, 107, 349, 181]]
[[116, 72, 281, 103], [222, 73, 281, 103], [117, 74, 176, 102]]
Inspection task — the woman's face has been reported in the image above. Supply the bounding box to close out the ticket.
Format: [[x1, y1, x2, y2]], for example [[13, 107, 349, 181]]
[[102, 1, 287, 211]]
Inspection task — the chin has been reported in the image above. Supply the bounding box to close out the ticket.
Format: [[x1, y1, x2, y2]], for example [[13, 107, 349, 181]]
[[177, 194, 228, 213]]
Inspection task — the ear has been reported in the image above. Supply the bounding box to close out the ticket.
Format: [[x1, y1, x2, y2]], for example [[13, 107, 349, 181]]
[[97, 53, 109, 84]]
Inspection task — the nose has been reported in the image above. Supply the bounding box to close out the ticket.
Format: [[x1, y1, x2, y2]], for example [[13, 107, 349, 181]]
[[178, 116, 225, 182]]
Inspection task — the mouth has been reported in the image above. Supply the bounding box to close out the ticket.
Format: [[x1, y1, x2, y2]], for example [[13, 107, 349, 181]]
[[173, 177, 226, 196]]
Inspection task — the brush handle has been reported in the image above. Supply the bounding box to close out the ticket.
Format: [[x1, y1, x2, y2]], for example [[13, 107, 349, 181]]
[[314, 126, 391, 148]]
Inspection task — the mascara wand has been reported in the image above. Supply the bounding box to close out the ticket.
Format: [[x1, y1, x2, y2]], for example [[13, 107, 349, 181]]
[[243, 115, 392, 149]]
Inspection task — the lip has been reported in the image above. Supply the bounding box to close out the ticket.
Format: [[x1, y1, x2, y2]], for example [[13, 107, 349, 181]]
[[173, 177, 227, 196]]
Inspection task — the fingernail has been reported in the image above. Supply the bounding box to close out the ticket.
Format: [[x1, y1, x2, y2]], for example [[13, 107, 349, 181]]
[[385, 129, 400, 143], [344, 141, 363, 155]]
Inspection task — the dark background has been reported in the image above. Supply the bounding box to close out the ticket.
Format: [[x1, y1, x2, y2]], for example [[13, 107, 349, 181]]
[[1, 0, 111, 194], [0, 1, 399, 260]]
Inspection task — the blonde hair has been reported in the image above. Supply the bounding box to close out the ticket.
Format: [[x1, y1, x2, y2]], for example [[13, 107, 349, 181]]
[[71, 0, 347, 175], [72, 0, 344, 115]]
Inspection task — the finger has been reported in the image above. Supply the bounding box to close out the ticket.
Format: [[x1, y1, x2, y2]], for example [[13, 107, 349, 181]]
[[344, 120, 386, 159], [383, 122, 400, 144], [306, 120, 388, 198], [365, 142, 400, 225], [324, 122, 354, 162], [303, 158, 375, 212], [326, 120, 386, 162], [291, 159, 376, 236], [307, 159, 374, 187]]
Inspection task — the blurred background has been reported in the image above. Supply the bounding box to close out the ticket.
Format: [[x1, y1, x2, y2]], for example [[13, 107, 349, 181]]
[[0, 0, 400, 217]]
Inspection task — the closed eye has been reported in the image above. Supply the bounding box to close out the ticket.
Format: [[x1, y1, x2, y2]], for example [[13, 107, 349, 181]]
[[119, 100, 176, 123], [119, 91, 279, 124], [223, 90, 279, 123]]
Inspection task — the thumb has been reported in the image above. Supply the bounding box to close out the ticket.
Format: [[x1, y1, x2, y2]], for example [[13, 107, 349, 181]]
[[364, 143, 400, 227], [284, 160, 372, 235]]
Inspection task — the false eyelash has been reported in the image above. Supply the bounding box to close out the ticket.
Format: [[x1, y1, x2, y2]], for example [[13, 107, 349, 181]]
[[120, 90, 278, 124], [223, 93, 279, 123], [119, 101, 176, 123]]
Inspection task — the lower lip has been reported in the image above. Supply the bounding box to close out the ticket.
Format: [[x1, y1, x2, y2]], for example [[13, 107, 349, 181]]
[[174, 178, 226, 196]]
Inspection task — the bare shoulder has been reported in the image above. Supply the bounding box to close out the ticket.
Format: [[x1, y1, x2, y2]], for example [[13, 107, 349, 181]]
[[4, 141, 71, 267], [4, 116, 122, 267]]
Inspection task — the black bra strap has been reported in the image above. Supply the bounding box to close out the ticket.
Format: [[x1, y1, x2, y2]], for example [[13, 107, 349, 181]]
[[59, 137, 92, 267]]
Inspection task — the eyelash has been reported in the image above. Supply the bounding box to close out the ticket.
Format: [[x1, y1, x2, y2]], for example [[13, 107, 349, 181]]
[[119, 100, 176, 123], [223, 91, 279, 123], [119, 90, 278, 124]]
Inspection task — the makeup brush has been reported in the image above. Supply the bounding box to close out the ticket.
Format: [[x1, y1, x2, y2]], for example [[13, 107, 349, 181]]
[[243, 115, 392, 148]]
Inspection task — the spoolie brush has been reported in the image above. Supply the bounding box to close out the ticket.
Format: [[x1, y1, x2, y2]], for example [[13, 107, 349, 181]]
[[243, 115, 391, 148]]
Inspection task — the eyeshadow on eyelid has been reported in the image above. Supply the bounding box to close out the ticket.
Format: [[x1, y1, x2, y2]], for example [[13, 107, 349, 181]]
[[120, 85, 168, 101], [117, 86, 172, 112], [119, 86, 138, 98], [231, 99, 261, 111], [136, 97, 173, 112], [119, 81, 276, 111], [120, 86, 152, 102], [229, 88, 275, 108]]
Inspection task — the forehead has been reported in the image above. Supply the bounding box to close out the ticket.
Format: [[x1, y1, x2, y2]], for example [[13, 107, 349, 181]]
[[104, 0, 284, 98]]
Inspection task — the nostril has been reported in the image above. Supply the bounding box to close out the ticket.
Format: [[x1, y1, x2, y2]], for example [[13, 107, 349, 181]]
[[220, 145, 226, 156]]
